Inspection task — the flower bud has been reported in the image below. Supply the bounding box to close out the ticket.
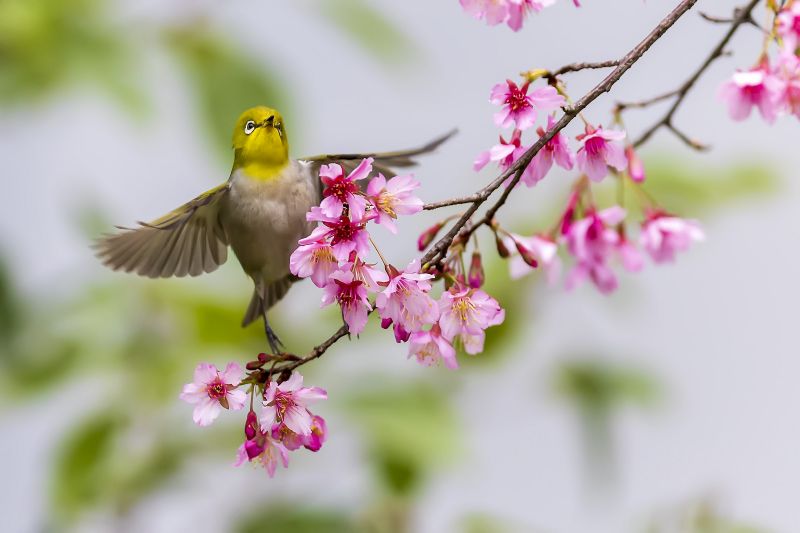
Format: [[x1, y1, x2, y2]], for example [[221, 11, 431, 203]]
[[468, 252, 485, 288], [417, 222, 444, 251], [514, 240, 539, 268], [625, 145, 645, 183], [244, 410, 259, 440], [495, 234, 511, 258]]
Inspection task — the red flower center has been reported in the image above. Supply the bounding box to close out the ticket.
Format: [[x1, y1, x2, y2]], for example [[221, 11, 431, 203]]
[[505, 82, 532, 113], [325, 216, 363, 245], [324, 176, 359, 201], [206, 379, 228, 400]]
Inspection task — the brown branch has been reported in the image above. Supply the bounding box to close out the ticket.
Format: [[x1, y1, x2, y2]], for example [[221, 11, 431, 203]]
[[632, 0, 762, 148], [547, 59, 621, 78], [262, 0, 701, 379]]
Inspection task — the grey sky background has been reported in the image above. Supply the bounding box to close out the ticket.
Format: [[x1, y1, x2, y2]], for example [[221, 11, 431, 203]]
[[1, 1, 799, 532]]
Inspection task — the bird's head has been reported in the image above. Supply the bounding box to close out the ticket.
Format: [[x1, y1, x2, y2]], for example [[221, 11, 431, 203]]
[[232, 106, 289, 179]]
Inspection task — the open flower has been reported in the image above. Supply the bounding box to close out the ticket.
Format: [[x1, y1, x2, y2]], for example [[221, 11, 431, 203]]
[[319, 158, 372, 220], [491, 80, 564, 130], [640, 211, 704, 263], [459, 0, 510, 26], [290, 239, 339, 288], [376, 260, 439, 342], [321, 269, 372, 334], [180, 363, 246, 427], [260, 372, 327, 436], [438, 285, 505, 354], [776, 52, 800, 118], [564, 206, 627, 294], [718, 64, 785, 124], [366, 173, 423, 233], [408, 324, 458, 369], [575, 125, 627, 182], [507, 0, 554, 31], [346, 255, 389, 292], [505, 233, 561, 283], [474, 129, 528, 175], [523, 115, 575, 186], [235, 418, 290, 478], [777, 3, 800, 51], [304, 209, 371, 262]]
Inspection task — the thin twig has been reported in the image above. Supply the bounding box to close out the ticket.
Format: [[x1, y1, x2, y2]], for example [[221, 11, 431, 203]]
[[547, 59, 621, 78]]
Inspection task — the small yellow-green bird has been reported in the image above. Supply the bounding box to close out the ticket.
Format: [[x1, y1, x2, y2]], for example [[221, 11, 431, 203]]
[[95, 106, 451, 352]]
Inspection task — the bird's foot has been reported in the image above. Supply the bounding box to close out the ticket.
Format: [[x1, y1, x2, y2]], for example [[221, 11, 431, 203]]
[[265, 324, 285, 355]]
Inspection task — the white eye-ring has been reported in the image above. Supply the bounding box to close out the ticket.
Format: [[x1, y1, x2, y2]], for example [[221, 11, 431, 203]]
[[244, 120, 256, 135]]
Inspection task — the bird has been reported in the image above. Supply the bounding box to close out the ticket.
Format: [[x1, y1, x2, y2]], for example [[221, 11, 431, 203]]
[[94, 106, 453, 353]]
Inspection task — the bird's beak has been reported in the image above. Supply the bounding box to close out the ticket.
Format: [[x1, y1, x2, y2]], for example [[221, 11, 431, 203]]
[[264, 115, 275, 128]]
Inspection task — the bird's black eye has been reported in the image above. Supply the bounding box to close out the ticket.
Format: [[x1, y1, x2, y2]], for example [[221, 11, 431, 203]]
[[244, 120, 256, 135]]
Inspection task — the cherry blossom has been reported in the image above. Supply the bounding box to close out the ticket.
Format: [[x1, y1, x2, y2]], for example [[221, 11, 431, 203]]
[[289, 239, 338, 288], [438, 285, 505, 354], [321, 269, 372, 334], [524, 116, 575, 186], [507, 0, 555, 32], [575, 125, 628, 182], [474, 129, 528, 174], [640, 211, 704, 263], [777, 3, 800, 51], [564, 206, 628, 294], [235, 414, 290, 478], [408, 325, 458, 369], [490, 80, 564, 130], [318, 158, 372, 221], [375, 260, 439, 343], [366, 173, 424, 233], [180, 362, 246, 427], [260, 372, 327, 436], [718, 64, 785, 124], [303, 208, 371, 262], [505, 233, 561, 283], [625, 145, 646, 183], [459, 0, 510, 27]]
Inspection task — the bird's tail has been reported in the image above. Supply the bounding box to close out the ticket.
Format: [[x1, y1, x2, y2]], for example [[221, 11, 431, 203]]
[[241, 275, 296, 327]]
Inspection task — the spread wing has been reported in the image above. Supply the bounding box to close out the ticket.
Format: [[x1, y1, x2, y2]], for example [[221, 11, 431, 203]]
[[301, 130, 456, 194], [94, 183, 230, 279]]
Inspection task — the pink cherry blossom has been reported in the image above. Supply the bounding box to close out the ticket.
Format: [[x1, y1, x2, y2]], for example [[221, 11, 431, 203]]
[[319, 158, 372, 221], [303, 415, 328, 452], [409, 324, 458, 369], [564, 206, 627, 294], [321, 270, 372, 335], [490, 80, 564, 130], [523, 116, 575, 186], [617, 237, 644, 273], [346, 255, 389, 292], [507, 0, 555, 32], [438, 286, 505, 354], [180, 362, 246, 427], [775, 52, 800, 118], [417, 222, 444, 251], [505, 233, 561, 283], [235, 431, 290, 477], [289, 239, 339, 288], [474, 129, 528, 174], [366, 173, 424, 233], [304, 209, 371, 262], [460, 0, 510, 26], [640, 211, 704, 263], [575, 125, 628, 182], [625, 145, 646, 183], [375, 260, 439, 342], [718, 64, 785, 124], [260, 372, 328, 436], [777, 3, 800, 51]]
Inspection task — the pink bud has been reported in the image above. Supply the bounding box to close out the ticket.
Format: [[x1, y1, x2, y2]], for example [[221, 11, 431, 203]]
[[468, 252, 485, 288], [560, 191, 579, 236], [514, 240, 539, 268], [244, 410, 259, 440], [417, 222, 444, 251], [495, 235, 511, 258], [625, 145, 645, 183]]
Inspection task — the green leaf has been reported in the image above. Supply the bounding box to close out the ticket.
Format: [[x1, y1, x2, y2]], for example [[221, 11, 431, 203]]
[[315, 0, 416, 65], [164, 25, 290, 158]]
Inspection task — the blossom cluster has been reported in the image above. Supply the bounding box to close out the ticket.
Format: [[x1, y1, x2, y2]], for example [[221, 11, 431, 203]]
[[719, 2, 800, 123], [466, 75, 704, 294], [290, 158, 505, 369], [459, 0, 580, 31], [180, 362, 327, 477]]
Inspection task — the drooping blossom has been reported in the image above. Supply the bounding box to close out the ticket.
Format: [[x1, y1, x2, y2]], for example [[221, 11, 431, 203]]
[[575, 125, 628, 182], [346, 254, 389, 292], [289, 239, 338, 288], [303, 208, 371, 262], [777, 3, 800, 51], [625, 145, 646, 183], [260, 372, 327, 436], [270, 414, 327, 452], [775, 52, 800, 118], [366, 173, 424, 233], [318, 158, 372, 221], [408, 324, 458, 369], [303, 415, 327, 452], [507, 0, 555, 32], [564, 206, 628, 294], [321, 269, 371, 334], [523, 115, 575, 186], [459, 0, 510, 27], [180, 362, 246, 427], [438, 285, 505, 354], [640, 211, 704, 263], [235, 412, 290, 477], [474, 129, 528, 176], [490, 80, 564, 130], [504, 233, 561, 283], [376, 260, 439, 343], [718, 64, 785, 124]]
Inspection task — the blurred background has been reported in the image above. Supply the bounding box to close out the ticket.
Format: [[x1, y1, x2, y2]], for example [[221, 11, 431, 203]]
[[1, 1, 798, 532]]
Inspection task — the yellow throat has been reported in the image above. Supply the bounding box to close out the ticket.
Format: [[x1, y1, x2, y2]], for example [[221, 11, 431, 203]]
[[231, 106, 290, 180]]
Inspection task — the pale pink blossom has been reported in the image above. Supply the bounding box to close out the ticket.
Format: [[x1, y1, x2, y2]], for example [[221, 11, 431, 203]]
[[505, 233, 561, 283], [303, 209, 371, 262], [507, 0, 555, 31], [640, 211, 704, 263], [575, 125, 627, 182], [235, 433, 290, 477], [564, 206, 627, 294], [617, 238, 644, 272], [376, 260, 439, 342], [260, 372, 327, 436], [474, 129, 528, 174], [270, 413, 327, 452], [523, 116, 575, 186], [460, 0, 510, 26], [777, 3, 800, 51], [321, 270, 372, 334], [775, 52, 800, 118], [490, 80, 564, 130], [319, 158, 372, 221], [290, 239, 339, 288], [346, 255, 389, 292], [718, 64, 785, 124], [438, 286, 505, 354], [409, 325, 458, 369], [366, 173, 423, 233], [180, 362, 246, 427]]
